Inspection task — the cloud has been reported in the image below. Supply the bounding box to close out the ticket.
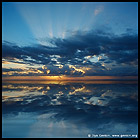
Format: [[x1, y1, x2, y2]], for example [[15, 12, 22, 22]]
[[2, 27, 138, 76], [94, 5, 104, 16]]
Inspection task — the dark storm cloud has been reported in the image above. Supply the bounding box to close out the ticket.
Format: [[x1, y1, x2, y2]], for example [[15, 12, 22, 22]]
[[2, 28, 138, 76], [2, 68, 23, 72], [2, 42, 26, 60], [50, 29, 110, 56], [2, 29, 138, 65], [105, 50, 138, 65]]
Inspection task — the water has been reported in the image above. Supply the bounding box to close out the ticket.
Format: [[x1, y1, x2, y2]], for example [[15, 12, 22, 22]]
[[2, 81, 138, 138]]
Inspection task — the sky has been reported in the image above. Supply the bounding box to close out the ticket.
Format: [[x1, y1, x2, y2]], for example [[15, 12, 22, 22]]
[[2, 2, 138, 80]]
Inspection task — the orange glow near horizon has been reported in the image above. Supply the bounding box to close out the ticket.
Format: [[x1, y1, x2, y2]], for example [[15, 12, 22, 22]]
[[2, 75, 138, 81]]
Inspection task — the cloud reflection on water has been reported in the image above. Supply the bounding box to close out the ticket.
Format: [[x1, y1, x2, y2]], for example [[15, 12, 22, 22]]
[[2, 81, 138, 138]]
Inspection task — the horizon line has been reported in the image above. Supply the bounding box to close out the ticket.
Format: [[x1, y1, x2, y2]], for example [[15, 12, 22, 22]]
[[2, 75, 138, 81]]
